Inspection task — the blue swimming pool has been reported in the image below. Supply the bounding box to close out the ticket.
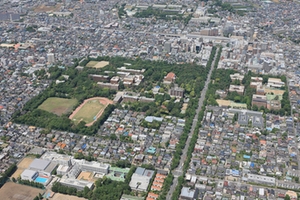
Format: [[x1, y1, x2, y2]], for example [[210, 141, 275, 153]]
[[35, 176, 48, 184]]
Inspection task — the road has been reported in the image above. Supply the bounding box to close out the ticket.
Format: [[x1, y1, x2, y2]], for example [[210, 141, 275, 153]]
[[166, 47, 219, 199], [287, 78, 300, 168]]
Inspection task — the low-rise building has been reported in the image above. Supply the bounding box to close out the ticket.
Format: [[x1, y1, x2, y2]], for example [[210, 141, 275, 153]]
[[252, 94, 267, 108], [163, 72, 176, 84], [180, 187, 199, 200], [229, 85, 244, 95], [129, 167, 155, 192], [89, 74, 109, 82], [21, 169, 38, 181], [74, 160, 110, 174], [169, 85, 184, 98], [267, 78, 285, 88], [267, 100, 281, 110], [97, 82, 119, 90], [230, 73, 244, 82], [245, 174, 276, 186], [59, 178, 94, 191]]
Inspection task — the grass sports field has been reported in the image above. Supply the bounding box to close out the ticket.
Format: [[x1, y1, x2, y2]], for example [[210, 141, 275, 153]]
[[38, 97, 78, 116], [71, 99, 104, 124], [0, 182, 43, 200], [86, 61, 109, 68], [69, 97, 113, 126]]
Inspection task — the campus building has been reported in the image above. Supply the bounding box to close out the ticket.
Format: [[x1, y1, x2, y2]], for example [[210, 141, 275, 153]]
[[59, 178, 94, 191], [21, 169, 38, 181], [74, 159, 110, 174], [129, 167, 155, 192]]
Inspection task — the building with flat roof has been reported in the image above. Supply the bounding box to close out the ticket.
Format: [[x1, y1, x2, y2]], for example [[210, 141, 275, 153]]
[[121, 194, 144, 200], [267, 78, 285, 88], [21, 169, 38, 181], [122, 94, 139, 103], [110, 76, 120, 84], [252, 94, 267, 108], [29, 159, 51, 171], [57, 165, 71, 176], [250, 81, 262, 89], [0, 12, 20, 21], [42, 151, 72, 167], [169, 85, 184, 98], [59, 178, 94, 191], [229, 85, 244, 95], [28, 147, 45, 155], [97, 82, 119, 90], [74, 160, 110, 174], [245, 173, 275, 186], [230, 73, 244, 82], [47, 53, 55, 64], [89, 74, 109, 82], [180, 187, 199, 200], [267, 100, 281, 111], [66, 163, 81, 179], [251, 77, 263, 82], [117, 67, 145, 75], [129, 167, 155, 192]]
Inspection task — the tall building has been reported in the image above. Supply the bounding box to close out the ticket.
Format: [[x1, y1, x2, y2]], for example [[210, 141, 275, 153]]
[[47, 53, 55, 63]]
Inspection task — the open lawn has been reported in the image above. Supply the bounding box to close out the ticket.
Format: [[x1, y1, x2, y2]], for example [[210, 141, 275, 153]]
[[86, 61, 109, 68], [12, 157, 35, 179], [38, 97, 78, 116], [70, 99, 104, 124], [0, 182, 43, 200]]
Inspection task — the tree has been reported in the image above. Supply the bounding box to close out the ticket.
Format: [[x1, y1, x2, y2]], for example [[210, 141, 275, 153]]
[[252, 105, 258, 111], [190, 90, 195, 97], [115, 160, 131, 168], [232, 113, 238, 123], [285, 195, 291, 200], [119, 81, 125, 90], [110, 134, 117, 140]]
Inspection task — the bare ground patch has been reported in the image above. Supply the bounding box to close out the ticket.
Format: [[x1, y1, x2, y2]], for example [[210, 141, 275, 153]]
[[0, 182, 43, 200]]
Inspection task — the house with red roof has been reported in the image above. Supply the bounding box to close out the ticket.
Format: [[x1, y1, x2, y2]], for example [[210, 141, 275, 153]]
[[163, 72, 176, 84]]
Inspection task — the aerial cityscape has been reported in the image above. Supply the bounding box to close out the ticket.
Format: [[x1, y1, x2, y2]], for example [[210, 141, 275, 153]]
[[0, 0, 300, 200]]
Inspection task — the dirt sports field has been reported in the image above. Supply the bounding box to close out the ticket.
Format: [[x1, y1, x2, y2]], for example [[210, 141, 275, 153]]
[[86, 61, 109, 69], [12, 157, 35, 179], [77, 171, 93, 181], [38, 97, 78, 116], [0, 182, 43, 200], [34, 4, 62, 12], [51, 193, 87, 200], [69, 97, 113, 126]]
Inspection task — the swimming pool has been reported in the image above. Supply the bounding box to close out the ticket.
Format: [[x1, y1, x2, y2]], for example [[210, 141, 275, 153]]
[[35, 176, 48, 184]]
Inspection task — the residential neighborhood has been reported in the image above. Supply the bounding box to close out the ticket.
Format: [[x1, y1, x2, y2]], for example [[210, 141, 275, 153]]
[[0, 0, 300, 200]]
